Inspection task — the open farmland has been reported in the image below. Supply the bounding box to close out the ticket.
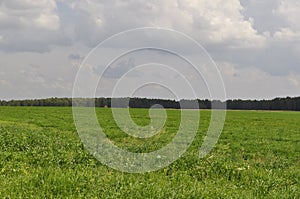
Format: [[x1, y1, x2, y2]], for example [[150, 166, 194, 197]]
[[0, 106, 299, 198]]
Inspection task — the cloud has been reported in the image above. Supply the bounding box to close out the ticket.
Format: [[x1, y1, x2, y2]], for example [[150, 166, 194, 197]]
[[287, 73, 300, 87], [0, 0, 68, 52], [210, 0, 300, 76], [0, 0, 299, 99], [93, 57, 137, 79], [269, 0, 300, 43], [68, 53, 84, 60], [0, 0, 297, 52], [240, 0, 284, 33], [56, 0, 265, 48], [0, 48, 80, 99], [0, 0, 59, 29], [276, 0, 300, 29], [219, 62, 300, 99]]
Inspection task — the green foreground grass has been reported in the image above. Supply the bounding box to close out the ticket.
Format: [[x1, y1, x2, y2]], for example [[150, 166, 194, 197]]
[[0, 107, 299, 198]]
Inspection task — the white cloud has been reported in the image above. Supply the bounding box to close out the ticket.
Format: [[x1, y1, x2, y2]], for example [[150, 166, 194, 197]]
[[34, 14, 60, 30], [0, 0, 60, 29], [276, 0, 300, 29], [0, 0, 299, 99], [179, 0, 266, 48], [287, 73, 300, 87], [273, 28, 300, 42], [56, 0, 265, 48], [0, 0, 65, 52], [219, 62, 300, 99], [270, 0, 300, 41]]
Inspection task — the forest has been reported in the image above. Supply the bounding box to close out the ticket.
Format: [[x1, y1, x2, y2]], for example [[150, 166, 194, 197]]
[[0, 96, 299, 111]]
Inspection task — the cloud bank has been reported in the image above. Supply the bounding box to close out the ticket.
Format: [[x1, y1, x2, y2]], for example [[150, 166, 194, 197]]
[[0, 0, 299, 99]]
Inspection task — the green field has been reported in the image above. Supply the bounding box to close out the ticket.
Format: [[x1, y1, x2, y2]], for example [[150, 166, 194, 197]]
[[0, 107, 299, 198]]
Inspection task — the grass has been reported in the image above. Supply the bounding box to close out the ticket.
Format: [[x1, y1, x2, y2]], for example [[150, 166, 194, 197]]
[[0, 106, 299, 198]]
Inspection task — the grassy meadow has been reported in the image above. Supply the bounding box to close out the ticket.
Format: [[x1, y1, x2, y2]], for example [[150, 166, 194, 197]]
[[0, 106, 299, 198]]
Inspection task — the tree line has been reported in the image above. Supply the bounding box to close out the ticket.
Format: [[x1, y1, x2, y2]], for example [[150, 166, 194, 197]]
[[0, 96, 299, 111]]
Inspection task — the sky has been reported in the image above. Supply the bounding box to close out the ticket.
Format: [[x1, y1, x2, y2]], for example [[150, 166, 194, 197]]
[[0, 0, 299, 100]]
